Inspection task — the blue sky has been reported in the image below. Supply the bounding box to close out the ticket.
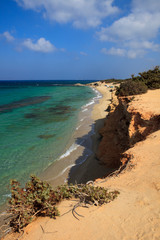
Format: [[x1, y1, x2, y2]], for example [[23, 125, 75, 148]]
[[0, 0, 160, 80]]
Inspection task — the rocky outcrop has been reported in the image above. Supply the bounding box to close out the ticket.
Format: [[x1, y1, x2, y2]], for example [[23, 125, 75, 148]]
[[97, 95, 160, 168]]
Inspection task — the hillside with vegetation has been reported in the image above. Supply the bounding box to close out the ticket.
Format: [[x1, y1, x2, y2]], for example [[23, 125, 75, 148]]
[[116, 66, 160, 96]]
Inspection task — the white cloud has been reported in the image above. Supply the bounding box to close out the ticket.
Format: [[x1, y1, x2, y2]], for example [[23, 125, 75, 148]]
[[15, 0, 119, 28], [101, 47, 126, 56], [132, 0, 160, 13], [1, 31, 15, 42], [98, 0, 160, 58], [101, 47, 146, 59], [127, 49, 146, 59], [80, 51, 88, 56], [23, 37, 56, 53], [98, 12, 160, 42], [126, 41, 159, 51]]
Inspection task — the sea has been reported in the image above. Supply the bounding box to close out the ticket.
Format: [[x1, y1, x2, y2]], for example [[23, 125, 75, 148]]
[[0, 80, 101, 207]]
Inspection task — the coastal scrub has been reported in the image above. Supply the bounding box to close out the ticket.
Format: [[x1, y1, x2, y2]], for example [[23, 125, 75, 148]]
[[116, 66, 160, 96], [7, 175, 119, 232]]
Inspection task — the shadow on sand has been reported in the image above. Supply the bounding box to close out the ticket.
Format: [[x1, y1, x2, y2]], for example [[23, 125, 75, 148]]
[[67, 118, 117, 184]]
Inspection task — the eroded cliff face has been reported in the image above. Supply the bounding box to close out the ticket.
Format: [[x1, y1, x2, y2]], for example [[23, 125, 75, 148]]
[[96, 95, 160, 168]]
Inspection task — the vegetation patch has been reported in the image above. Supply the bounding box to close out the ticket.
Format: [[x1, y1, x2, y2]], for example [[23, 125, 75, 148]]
[[116, 66, 160, 96], [116, 80, 148, 96], [6, 175, 119, 233]]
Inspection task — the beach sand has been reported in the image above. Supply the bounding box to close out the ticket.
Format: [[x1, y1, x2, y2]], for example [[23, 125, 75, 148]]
[[39, 83, 112, 187], [0, 83, 111, 238], [3, 87, 160, 240], [67, 83, 113, 184]]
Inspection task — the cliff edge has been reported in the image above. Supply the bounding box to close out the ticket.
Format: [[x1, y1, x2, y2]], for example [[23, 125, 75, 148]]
[[97, 89, 160, 169], [3, 89, 160, 240]]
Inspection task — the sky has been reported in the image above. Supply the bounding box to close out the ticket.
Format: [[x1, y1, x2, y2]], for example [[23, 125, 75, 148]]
[[0, 0, 160, 80]]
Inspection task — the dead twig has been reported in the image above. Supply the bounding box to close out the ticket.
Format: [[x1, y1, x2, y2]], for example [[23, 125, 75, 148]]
[[40, 225, 57, 234], [16, 230, 24, 240], [61, 208, 72, 217], [71, 203, 85, 220]]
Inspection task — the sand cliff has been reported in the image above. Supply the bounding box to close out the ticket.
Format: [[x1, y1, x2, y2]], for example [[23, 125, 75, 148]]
[[97, 89, 160, 170], [3, 86, 160, 240]]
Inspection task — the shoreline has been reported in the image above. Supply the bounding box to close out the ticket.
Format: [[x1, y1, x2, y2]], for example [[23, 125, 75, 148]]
[[0, 82, 113, 238], [40, 82, 112, 187], [68, 83, 113, 184], [0, 82, 111, 236], [3, 87, 160, 240]]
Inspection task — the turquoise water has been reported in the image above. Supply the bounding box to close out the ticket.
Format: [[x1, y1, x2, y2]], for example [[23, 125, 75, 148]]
[[0, 81, 96, 205]]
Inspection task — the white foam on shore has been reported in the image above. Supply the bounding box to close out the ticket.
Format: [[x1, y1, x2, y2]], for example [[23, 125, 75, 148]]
[[81, 87, 101, 112], [58, 143, 79, 160], [92, 88, 102, 100], [82, 108, 88, 112], [80, 117, 86, 122], [82, 100, 95, 109], [49, 151, 92, 182], [76, 125, 81, 130], [49, 86, 101, 183]]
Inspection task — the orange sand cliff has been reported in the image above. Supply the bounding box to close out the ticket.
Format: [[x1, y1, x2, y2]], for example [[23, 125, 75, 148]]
[[97, 89, 160, 169], [3, 87, 160, 240]]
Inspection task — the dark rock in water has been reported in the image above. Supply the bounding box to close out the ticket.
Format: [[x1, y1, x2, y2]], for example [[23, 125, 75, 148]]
[[24, 113, 38, 119], [38, 134, 55, 139], [0, 96, 51, 113], [24, 105, 76, 123], [48, 105, 72, 114], [28, 146, 36, 151]]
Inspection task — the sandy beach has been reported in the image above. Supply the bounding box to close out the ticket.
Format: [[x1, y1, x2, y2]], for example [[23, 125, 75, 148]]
[[2, 86, 160, 240], [0, 82, 111, 238], [67, 83, 113, 184], [39, 82, 112, 187]]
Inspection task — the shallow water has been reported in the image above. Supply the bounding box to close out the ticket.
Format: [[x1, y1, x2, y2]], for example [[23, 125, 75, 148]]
[[0, 80, 97, 206]]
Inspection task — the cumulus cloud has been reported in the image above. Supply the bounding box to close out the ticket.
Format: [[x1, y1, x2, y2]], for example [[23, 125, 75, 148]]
[[98, 0, 160, 58], [23, 37, 56, 52], [101, 47, 146, 59], [15, 0, 119, 28], [1, 31, 15, 42], [125, 41, 159, 51], [98, 12, 160, 42], [132, 0, 160, 12]]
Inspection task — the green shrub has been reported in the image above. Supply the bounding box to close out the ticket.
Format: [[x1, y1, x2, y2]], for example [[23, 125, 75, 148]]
[[8, 175, 119, 232], [116, 66, 160, 96], [132, 66, 160, 89], [116, 80, 148, 96]]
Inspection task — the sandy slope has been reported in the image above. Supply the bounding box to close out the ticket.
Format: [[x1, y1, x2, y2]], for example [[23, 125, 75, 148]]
[[3, 87, 160, 240]]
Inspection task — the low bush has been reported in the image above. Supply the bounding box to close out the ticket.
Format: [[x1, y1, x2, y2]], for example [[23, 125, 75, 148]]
[[116, 66, 160, 96], [116, 80, 148, 96], [7, 175, 119, 232], [131, 66, 160, 89]]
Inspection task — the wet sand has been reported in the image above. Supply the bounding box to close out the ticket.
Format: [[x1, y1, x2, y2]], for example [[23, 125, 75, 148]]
[[40, 83, 112, 187]]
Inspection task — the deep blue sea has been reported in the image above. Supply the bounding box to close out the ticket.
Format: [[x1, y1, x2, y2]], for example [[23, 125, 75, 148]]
[[0, 80, 97, 206]]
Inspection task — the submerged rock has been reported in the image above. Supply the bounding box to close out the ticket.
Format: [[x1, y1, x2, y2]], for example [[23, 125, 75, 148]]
[[0, 96, 51, 113], [38, 134, 55, 140]]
